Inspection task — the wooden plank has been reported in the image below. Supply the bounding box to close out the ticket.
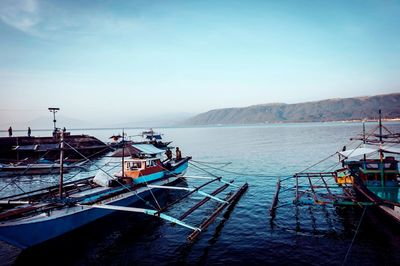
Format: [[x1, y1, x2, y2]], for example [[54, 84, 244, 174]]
[[307, 175, 319, 203], [319, 174, 334, 200]]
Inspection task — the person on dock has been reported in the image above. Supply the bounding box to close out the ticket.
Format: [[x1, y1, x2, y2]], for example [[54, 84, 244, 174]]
[[175, 147, 182, 161], [28, 127, 31, 137], [8, 126, 12, 137], [165, 148, 172, 160]]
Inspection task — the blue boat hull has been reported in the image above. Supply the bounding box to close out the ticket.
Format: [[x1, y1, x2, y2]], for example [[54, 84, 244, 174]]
[[0, 176, 184, 249], [133, 159, 189, 184], [0, 159, 190, 249]]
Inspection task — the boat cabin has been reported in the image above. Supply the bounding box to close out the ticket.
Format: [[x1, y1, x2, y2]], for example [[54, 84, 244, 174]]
[[346, 157, 399, 187], [118, 157, 164, 179]]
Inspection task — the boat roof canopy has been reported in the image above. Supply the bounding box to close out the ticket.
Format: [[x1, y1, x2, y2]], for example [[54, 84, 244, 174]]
[[381, 145, 400, 154], [339, 147, 378, 158], [339, 144, 400, 158], [132, 144, 164, 155], [110, 145, 140, 157]]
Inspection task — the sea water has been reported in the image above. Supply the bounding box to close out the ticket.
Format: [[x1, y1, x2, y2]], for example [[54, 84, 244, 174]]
[[1, 122, 400, 265]]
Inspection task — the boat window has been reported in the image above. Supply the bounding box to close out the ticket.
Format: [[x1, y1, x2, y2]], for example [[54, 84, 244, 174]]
[[128, 162, 141, 170]]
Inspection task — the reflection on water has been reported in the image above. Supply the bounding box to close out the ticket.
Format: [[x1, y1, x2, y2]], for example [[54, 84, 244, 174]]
[[1, 122, 400, 265]]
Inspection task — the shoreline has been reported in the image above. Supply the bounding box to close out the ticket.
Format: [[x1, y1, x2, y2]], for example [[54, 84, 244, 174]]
[[1, 118, 400, 133]]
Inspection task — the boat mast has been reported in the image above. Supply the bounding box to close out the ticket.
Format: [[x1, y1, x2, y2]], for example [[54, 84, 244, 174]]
[[362, 119, 366, 163], [59, 130, 64, 198], [378, 109, 384, 187], [122, 129, 125, 178]]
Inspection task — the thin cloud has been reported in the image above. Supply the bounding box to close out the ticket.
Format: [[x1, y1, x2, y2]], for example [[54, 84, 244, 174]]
[[0, 0, 40, 35], [0, 1, 139, 41]]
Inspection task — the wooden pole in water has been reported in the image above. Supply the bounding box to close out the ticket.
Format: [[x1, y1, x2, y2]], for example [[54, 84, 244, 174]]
[[295, 174, 299, 203], [270, 178, 281, 216], [59, 131, 64, 198]]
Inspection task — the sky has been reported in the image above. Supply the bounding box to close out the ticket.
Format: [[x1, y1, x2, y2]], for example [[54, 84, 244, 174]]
[[0, 0, 399, 128]]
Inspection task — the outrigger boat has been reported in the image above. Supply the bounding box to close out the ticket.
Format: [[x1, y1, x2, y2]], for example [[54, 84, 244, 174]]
[[0, 132, 248, 249], [140, 129, 172, 149], [270, 110, 400, 225], [94, 143, 191, 186], [107, 129, 171, 150], [338, 111, 400, 222]]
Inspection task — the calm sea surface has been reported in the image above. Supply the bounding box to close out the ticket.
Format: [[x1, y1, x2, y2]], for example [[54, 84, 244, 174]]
[[1, 122, 400, 265]]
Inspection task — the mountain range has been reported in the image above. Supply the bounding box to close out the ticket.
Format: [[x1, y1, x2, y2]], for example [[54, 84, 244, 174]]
[[182, 93, 400, 126]]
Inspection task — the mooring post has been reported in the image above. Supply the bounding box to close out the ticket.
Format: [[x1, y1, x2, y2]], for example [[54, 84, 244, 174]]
[[270, 178, 281, 216]]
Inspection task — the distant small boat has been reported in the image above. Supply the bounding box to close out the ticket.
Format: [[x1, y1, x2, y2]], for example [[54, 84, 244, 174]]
[[140, 129, 172, 149], [107, 129, 172, 150]]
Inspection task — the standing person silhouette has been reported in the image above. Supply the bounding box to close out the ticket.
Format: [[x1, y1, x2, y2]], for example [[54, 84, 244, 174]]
[[8, 126, 12, 137], [28, 127, 31, 137], [165, 148, 172, 160], [175, 147, 182, 161]]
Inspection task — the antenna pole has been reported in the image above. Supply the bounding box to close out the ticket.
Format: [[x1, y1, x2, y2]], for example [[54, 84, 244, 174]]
[[48, 107, 60, 134]]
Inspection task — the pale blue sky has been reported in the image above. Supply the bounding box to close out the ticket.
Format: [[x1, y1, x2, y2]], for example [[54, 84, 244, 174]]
[[0, 0, 399, 127]]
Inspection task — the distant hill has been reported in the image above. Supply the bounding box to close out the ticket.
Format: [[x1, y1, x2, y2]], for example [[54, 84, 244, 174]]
[[182, 93, 400, 125]]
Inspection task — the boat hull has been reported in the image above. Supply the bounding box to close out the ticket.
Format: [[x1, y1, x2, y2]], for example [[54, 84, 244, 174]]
[[0, 177, 181, 249], [133, 157, 189, 184], [353, 179, 400, 224]]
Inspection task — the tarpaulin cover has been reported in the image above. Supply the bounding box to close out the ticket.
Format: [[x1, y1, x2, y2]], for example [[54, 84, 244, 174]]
[[132, 144, 164, 154]]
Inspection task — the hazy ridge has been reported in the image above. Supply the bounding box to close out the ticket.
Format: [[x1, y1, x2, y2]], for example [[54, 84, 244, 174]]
[[182, 93, 400, 125]]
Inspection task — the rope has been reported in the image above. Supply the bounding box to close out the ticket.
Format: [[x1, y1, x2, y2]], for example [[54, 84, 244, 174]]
[[141, 173, 162, 210], [189, 161, 221, 178], [190, 160, 292, 179], [62, 140, 158, 210], [297, 152, 339, 174], [342, 206, 367, 266], [0, 149, 53, 194], [191, 159, 232, 165]]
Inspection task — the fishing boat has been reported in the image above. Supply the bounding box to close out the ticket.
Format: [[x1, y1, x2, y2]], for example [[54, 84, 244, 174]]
[[94, 143, 190, 186], [139, 129, 172, 149], [270, 110, 400, 226], [0, 132, 248, 249], [337, 111, 400, 222], [0, 108, 109, 163], [107, 130, 171, 150]]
